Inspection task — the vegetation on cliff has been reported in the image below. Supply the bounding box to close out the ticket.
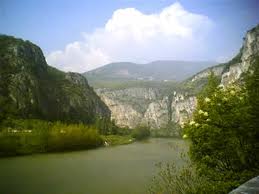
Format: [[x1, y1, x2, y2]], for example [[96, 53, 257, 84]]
[[0, 35, 110, 124], [150, 58, 259, 193], [183, 72, 259, 193], [0, 35, 113, 156]]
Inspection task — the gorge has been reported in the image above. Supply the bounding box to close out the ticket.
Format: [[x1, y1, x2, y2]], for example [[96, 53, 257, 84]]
[[83, 25, 259, 136], [1, 1, 259, 193], [1, 25, 258, 136], [0, 21, 258, 194]]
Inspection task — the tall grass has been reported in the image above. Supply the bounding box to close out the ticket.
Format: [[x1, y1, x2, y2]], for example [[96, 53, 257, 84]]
[[0, 119, 103, 156]]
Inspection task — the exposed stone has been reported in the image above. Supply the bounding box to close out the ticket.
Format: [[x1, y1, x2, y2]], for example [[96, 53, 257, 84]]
[[97, 93, 142, 128], [171, 95, 197, 126], [94, 25, 259, 131], [96, 87, 196, 131], [0, 35, 110, 123], [143, 96, 169, 128], [229, 176, 259, 194], [191, 65, 225, 82], [221, 25, 259, 86]]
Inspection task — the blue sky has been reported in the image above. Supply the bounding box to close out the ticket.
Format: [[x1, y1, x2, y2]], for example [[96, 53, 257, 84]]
[[1, 0, 258, 72]]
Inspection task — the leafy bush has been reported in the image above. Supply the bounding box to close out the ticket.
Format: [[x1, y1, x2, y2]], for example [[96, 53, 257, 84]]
[[0, 119, 103, 156], [46, 122, 103, 151], [131, 125, 150, 140], [150, 65, 259, 193], [149, 161, 246, 194], [102, 135, 133, 146], [182, 71, 259, 192], [149, 161, 214, 194], [150, 122, 181, 137]]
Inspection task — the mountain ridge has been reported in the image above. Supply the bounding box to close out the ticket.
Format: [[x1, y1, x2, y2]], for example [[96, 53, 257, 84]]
[[0, 35, 110, 124], [88, 24, 259, 134], [84, 60, 216, 84]]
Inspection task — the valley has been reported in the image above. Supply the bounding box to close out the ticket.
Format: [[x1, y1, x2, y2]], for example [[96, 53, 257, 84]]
[[0, 3, 258, 192], [83, 25, 259, 137]]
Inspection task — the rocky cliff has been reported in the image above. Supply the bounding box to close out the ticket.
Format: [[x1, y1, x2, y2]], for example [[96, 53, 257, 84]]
[[0, 35, 110, 123], [88, 25, 259, 134], [221, 25, 259, 85], [96, 87, 196, 136], [185, 25, 259, 88]]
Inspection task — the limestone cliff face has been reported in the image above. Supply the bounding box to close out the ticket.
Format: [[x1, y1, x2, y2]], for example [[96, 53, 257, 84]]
[[96, 88, 196, 130], [93, 25, 259, 131], [221, 25, 259, 86], [95, 90, 143, 128], [190, 25, 259, 87], [171, 94, 197, 126], [143, 96, 170, 129], [191, 65, 225, 82]]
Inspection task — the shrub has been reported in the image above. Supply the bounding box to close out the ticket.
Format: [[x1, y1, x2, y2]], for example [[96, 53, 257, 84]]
[[131, 125, 150, 140], [182, 72, 259, 192], [0, 119, 103, 156], [46, 122, 103, 151]]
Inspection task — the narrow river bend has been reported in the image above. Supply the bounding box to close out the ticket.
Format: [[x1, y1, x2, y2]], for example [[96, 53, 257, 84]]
[[0, 138, 186, 194]]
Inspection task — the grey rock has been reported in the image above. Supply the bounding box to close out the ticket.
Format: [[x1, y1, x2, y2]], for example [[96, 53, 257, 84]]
[[229, 176, 259, 194]]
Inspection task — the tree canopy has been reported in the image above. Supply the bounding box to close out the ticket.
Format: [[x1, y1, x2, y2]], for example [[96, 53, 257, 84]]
[[183, 67, 259, 192]]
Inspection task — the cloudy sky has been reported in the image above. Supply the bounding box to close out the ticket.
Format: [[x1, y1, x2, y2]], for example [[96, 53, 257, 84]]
[[1, 0, 258, 72]]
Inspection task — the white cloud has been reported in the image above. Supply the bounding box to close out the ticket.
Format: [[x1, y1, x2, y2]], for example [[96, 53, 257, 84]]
[[46, 2, 213, 73], [46, 41, 110, 72]]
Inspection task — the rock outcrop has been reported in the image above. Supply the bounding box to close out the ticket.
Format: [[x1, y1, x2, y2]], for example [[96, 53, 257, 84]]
[[221, 25, 259, 85], [90, 25, 259, 132], [96, 87, 196, 133], [0, 35, 110, 123], [229, 176, 259, 194], [191, 64, 225, 82]]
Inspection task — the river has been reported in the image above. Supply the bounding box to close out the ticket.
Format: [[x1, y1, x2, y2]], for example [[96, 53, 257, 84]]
[[0, 138, 186, 194]]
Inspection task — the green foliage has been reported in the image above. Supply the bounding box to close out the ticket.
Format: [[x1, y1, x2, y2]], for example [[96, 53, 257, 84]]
[[150, 122, 181, 137], [151, 65, 259, 193], [94, 117, 111, 135], [102, 135, 133, 146], [0, 35, 110, 125], [0, 119, 104, 156], [0, 37, 18, 122], [88, 79, 180, 90], [222, 48, 243, 73], [113, 126, 132, 136], [198, 71, 219, 98], [151, 163, 253, 194], [183, 66, 223, 96], [131, 125, 150, 140], [46, 122, 103, 151], [148, 146, 218, 194], [149, 161, 220, 194], [0, 118, 139, 156], [245, 57, 259, 161], [95, 118, 131, 135], [183, 71, 259, 192]]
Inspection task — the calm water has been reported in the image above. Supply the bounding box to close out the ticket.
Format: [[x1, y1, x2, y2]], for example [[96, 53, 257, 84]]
[[0, 138, 185, 194]]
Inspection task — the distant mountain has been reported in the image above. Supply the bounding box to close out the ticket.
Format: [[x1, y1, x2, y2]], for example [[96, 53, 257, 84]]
[[88, 24, 259, 131], [83, 60, 216, 85], [0, 35, 110, 123]]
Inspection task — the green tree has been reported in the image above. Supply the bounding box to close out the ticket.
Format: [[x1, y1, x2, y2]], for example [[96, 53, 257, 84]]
[[0, 51, 15, 123], [198, 71, 219, 98], [245, 56, 259, 164], [131, 125, 150, 140], [183, 74, 259, 192]]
